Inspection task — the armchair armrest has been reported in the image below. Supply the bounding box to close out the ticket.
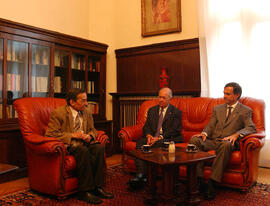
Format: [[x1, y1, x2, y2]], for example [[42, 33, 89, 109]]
[[239, 131, 265, 151], [24, 131, 108, 155], [24, 134, 66, 155], [239, 132, 265, 164], [118, 124, 144, 143], [96, 130, 109, 145]]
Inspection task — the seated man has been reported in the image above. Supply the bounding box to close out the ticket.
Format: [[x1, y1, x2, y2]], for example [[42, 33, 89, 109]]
[[189, 82, 257, 200], [128, 87, 183, 189], [45, 88, 113, 204]]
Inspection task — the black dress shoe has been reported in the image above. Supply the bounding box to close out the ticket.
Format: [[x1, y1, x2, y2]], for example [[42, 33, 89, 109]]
[[94, 187, 114, 199], [204, 179, 216, 200], [78, 192, 103, 204], [128, 173, 147, 190]]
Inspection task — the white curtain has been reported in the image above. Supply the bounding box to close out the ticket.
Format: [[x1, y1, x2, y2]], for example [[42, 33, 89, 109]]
[[198, 0, 270, 139]]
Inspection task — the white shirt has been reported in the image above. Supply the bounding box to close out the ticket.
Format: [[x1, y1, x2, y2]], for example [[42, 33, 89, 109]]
[[69, 106, 83, 131], [227, 101, 238, 115]]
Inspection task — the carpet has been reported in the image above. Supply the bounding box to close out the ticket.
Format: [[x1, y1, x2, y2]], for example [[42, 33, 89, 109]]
[[0, 164, 270, 206]]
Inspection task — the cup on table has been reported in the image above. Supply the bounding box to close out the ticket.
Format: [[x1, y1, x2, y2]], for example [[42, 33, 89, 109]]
[[187, 144, 198, 152], [163, 142, 170, 151], [141, 144, 151, 152]]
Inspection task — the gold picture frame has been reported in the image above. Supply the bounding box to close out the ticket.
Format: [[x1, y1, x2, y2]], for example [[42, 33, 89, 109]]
[[141, 0, 181, 37]]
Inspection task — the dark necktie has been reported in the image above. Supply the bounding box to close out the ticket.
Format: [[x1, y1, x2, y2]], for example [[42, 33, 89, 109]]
[[74, 113, 81, 131], [225, 106, 232, 122], [155, 108, 164, 137]]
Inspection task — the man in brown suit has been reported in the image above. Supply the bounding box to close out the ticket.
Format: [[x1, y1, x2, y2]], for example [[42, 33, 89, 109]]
[[45, 88, 113, 204], [189, 82, 256, 200]]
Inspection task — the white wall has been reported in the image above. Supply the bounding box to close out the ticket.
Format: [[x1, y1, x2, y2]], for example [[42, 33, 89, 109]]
[[0, 0, 199, 120], [0, 0, 90, 39], [89, 0, 199, 119]]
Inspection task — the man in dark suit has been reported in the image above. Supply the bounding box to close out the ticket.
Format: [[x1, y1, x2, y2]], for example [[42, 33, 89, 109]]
[[45, 88, 113, 204], [189, 82, 257, 200], [128, 87, 183, 189]]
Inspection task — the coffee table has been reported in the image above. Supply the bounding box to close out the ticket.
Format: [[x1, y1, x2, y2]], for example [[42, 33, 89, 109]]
[[128, 147, 216, 205]]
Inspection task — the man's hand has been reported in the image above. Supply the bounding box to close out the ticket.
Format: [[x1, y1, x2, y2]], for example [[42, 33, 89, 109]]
[[148, 137, 160, 146], [72, 131, 84, 139], [222, 133, 239, 146], [81, 134, 92, 142], [146, 135, 153, 145], [193, 133, 207, 142], [146, 135, 160, 146]]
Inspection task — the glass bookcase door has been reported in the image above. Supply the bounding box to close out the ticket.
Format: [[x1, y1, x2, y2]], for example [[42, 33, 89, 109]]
[[87, 56, 101, 115], [0, 39, 3, 119], [71, 53, 86, 90], [6, 40, 28, 118], [54, 49, 69, 98], [32, 44, 50, 97]]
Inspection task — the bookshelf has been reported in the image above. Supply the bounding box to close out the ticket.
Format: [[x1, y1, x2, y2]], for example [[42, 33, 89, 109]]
[[31, 44, 50, 97], [0, 18, 110, 183], [0, 39, 3, 119]]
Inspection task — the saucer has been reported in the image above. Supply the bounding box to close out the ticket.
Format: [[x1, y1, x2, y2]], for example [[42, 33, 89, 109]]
[[185, 149, 198, 153], [142, 150, 153, 154]]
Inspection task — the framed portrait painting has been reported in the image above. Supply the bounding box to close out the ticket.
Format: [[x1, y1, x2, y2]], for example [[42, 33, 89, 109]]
[[141, 0, 181, 37]]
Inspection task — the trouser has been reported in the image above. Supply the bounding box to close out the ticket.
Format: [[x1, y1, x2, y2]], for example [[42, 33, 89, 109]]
[[69, 143, 105, 192], [189, 136, 234, 182]]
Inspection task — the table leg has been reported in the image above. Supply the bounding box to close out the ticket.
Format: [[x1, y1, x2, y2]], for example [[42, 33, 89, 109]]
[[144, 164, 158, 204], [186, 163, 200, 205], [161, 165, 178, 201]]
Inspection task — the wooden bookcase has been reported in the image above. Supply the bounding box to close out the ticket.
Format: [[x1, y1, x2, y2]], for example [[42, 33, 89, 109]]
[[0, 18, 111, 183]]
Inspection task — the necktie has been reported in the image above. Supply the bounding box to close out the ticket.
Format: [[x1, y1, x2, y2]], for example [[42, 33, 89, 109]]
[[155, 108, 164, 137], [74, 113, 81, 131], [225, 107, 232, 122]]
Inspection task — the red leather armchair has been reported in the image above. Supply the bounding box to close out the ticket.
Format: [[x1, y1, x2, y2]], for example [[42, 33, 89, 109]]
[[13, 97, 109, 198], [119, 97, 265, 190]]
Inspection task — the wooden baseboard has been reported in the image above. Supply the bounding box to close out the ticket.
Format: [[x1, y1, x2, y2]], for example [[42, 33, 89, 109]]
[[0, 165, 28, 184]]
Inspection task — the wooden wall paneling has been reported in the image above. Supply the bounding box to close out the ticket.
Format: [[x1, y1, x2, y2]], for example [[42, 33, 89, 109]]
[[115, 38, 201, 95]]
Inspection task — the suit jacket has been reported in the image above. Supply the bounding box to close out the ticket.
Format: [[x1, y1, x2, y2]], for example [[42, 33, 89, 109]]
[[203, 102, 256, 139], [45, 105, 97, 146], [143, 104, 183, 143]]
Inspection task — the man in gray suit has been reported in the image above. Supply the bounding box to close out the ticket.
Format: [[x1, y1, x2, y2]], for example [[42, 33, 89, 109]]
[[189, 82, 256, 200], [45, 88, 113, 204]]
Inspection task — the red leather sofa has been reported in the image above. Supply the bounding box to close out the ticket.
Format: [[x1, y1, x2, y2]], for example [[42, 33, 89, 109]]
[[13, 97, 109, 198], [118, 97, 265, 190]]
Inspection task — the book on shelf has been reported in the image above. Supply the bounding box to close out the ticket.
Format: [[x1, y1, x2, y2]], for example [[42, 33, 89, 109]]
[[7, 42, 11, 61], [80, 57, 85, 70], [32, 76, 36, 92], [7, 73, 21, 92], [35, 48, 40, 64], [42, 49, 49, 65], [87, 81, 95, 94], [88, 101, 99, 115], [55, 52, 68, 67], [6, 105, 17, 118], [33, 76, 48, 93], [54, 50, 60, 66], [0, 74, 2, 90], [96, 61, 100, 72], [16, 74, 20, 91], [0, 47, 3, 59], [54, 76, 61, 93], [89, 60, 93, 72], [72, 55, 85, 70]]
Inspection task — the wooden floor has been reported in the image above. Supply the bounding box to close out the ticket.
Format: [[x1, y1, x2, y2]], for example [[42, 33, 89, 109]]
[[1, 154, 270, 196]]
